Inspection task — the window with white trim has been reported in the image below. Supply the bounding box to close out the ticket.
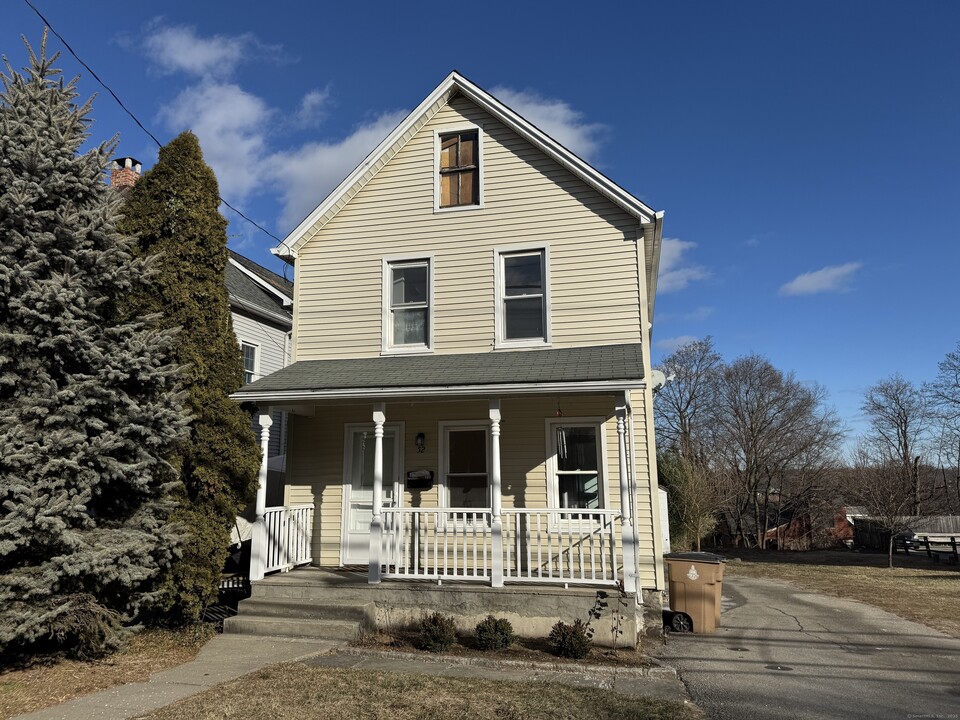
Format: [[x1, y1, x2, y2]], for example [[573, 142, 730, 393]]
[[444, 427, 489, 509], [548, 421, 605, 514], [438, 130, 479, 208], [241, 342, 258, 384], [497, 248, 548, 345], [386, 259, 431, 350]]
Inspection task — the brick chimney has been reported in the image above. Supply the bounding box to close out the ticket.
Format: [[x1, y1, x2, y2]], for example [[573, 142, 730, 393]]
[[110, 157, 142, 192]]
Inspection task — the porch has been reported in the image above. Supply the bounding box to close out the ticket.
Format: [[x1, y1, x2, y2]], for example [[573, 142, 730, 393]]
[[250, 393, 640, 593]]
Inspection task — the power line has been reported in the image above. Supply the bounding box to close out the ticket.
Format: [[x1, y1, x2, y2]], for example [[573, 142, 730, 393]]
[[22, 0, 283, 244]]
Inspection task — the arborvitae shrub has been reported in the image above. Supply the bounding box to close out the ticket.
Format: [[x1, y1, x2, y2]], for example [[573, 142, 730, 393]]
[[474, 615, 514, 651], [548, 619, 591, 659], [418, 612, 457, 653]]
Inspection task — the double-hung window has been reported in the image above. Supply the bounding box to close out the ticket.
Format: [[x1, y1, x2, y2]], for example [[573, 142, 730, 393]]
[[496, 248, 549, 346], [548, 420, 605, 519], [385, 258, 431, 351], [443, 427, 489, 511], [241, 342, 258, 384], [438, 130, 480, 208]]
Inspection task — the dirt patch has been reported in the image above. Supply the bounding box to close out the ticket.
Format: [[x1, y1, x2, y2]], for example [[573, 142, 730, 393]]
[[137, 662, 700, 720], [722, 548, 960, 638], [0, 626, 214, 720], [354, 628, 653, 668]]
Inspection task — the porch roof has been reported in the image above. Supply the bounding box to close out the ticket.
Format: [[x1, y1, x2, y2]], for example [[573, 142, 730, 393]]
[[232, 343, 645, 402]]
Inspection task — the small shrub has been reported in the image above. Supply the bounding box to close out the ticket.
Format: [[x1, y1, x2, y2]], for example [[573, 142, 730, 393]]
[[417, 612, 457, 652], [474, 615, 514, 651], [548, 619, 591, 659]]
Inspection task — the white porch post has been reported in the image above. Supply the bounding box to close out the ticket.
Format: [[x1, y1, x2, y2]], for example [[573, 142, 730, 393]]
[[368, 403, 386, 584], [250, 411, 273, 582], [616, 395, 639, 593], [489, 399, 504, 588]]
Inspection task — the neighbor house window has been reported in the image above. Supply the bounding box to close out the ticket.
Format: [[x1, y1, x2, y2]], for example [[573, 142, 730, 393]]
[[385, 259, 431, 350], [497, 248, 549, 345], [439, 130, 479, 208], [241, 342, 258, 384], [549, 422, 605, 515]]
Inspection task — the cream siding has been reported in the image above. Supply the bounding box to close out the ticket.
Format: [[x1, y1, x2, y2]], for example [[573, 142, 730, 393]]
[[293, 94, 641, 359]]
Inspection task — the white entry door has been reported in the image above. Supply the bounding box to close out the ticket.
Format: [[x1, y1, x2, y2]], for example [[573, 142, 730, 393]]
[[342, 426, 401, 565]]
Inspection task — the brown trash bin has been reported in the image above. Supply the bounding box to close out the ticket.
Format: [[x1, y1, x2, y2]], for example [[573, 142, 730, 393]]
[[664, 552, 726, 633]]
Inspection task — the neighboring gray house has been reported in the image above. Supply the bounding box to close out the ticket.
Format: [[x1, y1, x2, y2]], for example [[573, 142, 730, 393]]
[[226, 250, 293, 506]]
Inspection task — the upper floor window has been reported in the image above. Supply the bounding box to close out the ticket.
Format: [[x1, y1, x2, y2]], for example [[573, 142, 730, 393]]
[[384, 258, 432, 351], [438, 130, 479, 208], [496, 247, 550, 347], [241, 342, 258, 384]]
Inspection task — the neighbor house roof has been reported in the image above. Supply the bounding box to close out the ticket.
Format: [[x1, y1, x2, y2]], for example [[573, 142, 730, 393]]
[[232, 343, 646, 403], [226, 251, 293, 326], [272, 72, 663, 314]]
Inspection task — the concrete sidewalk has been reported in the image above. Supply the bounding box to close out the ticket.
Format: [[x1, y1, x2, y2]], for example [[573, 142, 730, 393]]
[[14, 635, 339, 720]]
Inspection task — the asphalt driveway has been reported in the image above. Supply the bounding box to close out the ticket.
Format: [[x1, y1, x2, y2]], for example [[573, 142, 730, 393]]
[[655, 574, 960, 720]]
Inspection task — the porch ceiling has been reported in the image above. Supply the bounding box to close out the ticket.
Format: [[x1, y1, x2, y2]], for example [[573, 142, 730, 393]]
[[232, 343, 645, 403]]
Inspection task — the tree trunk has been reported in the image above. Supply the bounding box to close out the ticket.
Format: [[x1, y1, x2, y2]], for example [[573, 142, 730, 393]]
[[887, 533, 894, 569]]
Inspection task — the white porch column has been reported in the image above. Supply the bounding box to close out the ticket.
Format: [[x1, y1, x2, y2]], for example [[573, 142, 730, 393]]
[[489, 399, 504, 588], [250, 411, 273, 582], [368, 403, 386, 584], [616, 395, 639, 593]]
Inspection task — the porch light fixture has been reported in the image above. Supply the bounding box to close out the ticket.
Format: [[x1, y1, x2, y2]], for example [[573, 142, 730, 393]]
[[415, 432, 426, 453]]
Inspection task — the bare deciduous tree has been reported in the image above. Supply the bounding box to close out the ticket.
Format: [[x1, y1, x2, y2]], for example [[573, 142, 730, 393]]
[[653, 336, 721, 457], [658, 451, 720, 551], [861, 374, 931, 515], [711, 356, 844, 548]]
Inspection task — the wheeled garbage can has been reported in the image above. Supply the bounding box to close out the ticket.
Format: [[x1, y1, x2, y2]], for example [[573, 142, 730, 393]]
[[664, 552, 726, 633]]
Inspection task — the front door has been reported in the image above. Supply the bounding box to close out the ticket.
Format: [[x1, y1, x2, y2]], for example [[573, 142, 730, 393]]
[[342, 426, 400, 565]]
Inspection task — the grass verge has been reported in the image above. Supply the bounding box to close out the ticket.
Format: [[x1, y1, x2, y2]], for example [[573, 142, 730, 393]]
[[137, 663, 699, 720], [723, 549, 960, 638], [0, 626, 214, 720]]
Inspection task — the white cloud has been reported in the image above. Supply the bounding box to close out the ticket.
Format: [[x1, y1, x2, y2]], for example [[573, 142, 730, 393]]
[[294, 88, 332, 128], [159, 81, 273, 202], [658, 238, 709, 293], [144, 24, 252, 78], [490, 86, 606, 161], [779, 262, 863, 296], [269, 112, 407, 230], [655, 335, 699, 353]]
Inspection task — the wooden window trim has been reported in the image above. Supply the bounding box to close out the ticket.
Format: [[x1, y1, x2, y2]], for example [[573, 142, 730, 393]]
[[434, 126, 483, 213]]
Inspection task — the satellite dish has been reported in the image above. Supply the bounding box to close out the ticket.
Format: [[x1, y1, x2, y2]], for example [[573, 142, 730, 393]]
[[650, 369, 668, 391]]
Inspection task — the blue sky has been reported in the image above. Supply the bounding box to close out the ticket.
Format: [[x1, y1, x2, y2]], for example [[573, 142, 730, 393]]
[[3, 1, 958, 441]]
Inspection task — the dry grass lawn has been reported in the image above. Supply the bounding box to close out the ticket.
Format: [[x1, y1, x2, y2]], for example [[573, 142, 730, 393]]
[[724, 549, 960, 637], [137, 663, 699, 720], [0, 626, 213, 720]]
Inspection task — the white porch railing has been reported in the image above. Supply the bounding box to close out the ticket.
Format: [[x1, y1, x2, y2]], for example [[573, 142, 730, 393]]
[[381, 507, 621, 587], [263, 504, 314, 574], [382, 508, 493, 581], [502, 509, 620, 586]]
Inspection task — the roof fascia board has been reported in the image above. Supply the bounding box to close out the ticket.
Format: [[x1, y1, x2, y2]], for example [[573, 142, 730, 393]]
[[277, 74, 461, 258], [232, 379, 646, 403], [228, 257, 293, 306], [229, 295, 293, 328], [451, 75, 656, 222], [276, 72, 657, 258]]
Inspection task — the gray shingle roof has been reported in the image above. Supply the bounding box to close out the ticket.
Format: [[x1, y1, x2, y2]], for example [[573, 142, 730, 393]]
[[226, 262, 292, 325], [234, 343, 644, 398], [228, 250, 293, 295]]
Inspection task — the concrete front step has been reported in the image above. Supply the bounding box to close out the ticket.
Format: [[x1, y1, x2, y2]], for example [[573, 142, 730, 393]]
[[236, 598, 374, 622], [223, 615, 362, 641]]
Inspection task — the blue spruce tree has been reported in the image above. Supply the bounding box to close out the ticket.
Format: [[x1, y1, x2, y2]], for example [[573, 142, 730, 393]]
[[0, 35, 189, 659]]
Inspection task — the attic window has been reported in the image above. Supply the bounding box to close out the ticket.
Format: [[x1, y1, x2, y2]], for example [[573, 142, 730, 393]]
[[439, 130, 479, 208]]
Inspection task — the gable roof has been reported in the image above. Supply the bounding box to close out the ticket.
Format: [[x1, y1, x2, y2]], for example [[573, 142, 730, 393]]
[[274, 71, 661, 260], [232, 343, 645, 402], [226, 251, 293, 327]]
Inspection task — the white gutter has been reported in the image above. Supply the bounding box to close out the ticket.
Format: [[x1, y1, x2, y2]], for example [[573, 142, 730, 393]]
[[232, 379, 647, 403]]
